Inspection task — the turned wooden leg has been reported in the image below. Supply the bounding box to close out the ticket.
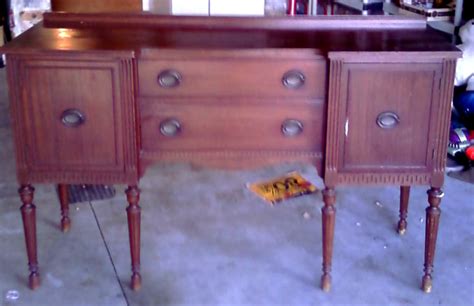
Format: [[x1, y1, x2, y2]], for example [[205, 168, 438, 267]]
[[321, 187, 336, 292], [19, 185, 40, 290], [421, 187, 443, 293], [58, 184, 71, 233], [397, 186, 410, 235], [126, 185, 142, 291]]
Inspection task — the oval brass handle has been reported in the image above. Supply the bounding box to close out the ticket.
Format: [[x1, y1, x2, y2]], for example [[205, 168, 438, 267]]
[[376, 112, 400, 129], [60, 109, 85, 128], [160, 118, 181, 137], [281, 119, 304, 137], [157, 70, 182, 88], [282, 70, 305, 89]]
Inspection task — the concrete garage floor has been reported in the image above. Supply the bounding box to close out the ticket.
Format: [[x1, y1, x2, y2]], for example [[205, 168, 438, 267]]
[[0, 67, 473, 306]]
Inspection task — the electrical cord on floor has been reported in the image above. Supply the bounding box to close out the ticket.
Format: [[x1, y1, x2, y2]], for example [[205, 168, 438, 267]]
[[89, 201, 130, 306]]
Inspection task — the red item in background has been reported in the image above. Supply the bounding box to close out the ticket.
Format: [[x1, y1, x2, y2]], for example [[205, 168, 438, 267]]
[[287, 0, 308, 15], [8, 9, 14, 30], [288, 0, 297, 15], [466, 146, 474, 161]]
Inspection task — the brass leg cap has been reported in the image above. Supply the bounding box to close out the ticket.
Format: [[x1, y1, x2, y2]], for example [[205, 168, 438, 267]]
[[397, 221, 407, 235], [131, 272, 142, 291], [422, 275, 432, 293], [61, 217, 71, 233], [321, 274, 331, 292], [29, 272, 40, 290]]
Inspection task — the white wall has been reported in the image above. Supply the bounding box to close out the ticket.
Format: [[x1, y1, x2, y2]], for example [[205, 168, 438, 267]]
[[211, 0, 265, 16], [147, 0, 265, 16]]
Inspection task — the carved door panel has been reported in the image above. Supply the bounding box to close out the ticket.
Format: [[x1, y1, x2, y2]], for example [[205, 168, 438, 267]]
[[339, 63, 441, 172], [9, 57, 138, 184], [325, 60, 447, 185]]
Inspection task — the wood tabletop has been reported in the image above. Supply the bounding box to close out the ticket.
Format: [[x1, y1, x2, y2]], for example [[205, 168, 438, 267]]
[[1, 13, 460, 56]]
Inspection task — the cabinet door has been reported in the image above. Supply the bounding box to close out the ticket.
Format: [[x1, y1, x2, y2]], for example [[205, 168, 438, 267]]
[[9, 57, 138, 184], [326, 61, 444, 184]]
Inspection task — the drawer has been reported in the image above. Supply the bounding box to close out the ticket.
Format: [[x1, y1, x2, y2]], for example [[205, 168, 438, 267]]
[[140, 99, 325, 153], [138, 59, 326, 98]]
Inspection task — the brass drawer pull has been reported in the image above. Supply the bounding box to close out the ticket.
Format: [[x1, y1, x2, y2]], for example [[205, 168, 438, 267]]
[[60, 109, 85, 128], [282, 70, 305, 89], [281, 119, 304, 137], [157, 70, 182, 88], [160, 118, 181, 137], [376, 111, 400, 129]]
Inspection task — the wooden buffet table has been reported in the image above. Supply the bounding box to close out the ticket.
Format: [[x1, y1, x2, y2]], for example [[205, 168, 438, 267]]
[[1, 13, 460, 293]]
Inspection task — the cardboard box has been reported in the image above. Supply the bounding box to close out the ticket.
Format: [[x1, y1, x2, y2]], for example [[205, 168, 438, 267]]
[[171, 0, 209, 15], [149, 0, 265, 16], [210, 0, 265, 16]]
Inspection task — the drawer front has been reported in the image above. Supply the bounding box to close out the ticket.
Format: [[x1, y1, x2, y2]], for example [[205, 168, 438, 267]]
[[140, 99, 325, 153], [138, 59, 326, 98]]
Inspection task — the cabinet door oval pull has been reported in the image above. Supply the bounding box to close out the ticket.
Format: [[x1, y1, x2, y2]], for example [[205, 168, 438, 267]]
[[281, 119, 304, 137], [157, 70, 182, 88], [376, 112, 400, 129], [60, 109, 86, 128], [282, 70, 305, 89], [160, 118, 181, 137]]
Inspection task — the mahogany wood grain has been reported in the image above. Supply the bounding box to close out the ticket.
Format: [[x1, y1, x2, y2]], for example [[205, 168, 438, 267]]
[[1, 22, 459, 56], [325, 56, 458, 187], [140, 49, 324, 60], [19, 185, 40, 290], [57, 184, 71, 233], [431, 59, 457, 188], [422, 188, 443, 293], [21, 60, 121, 169], [138, 59, 326, 99], [6, 55, 139, 185], [321, 187, 336, 292], [140, 99, 325, 153], [43, 13, 427, 30], [338, 63, 440, 172], [126, 186, 142, 291], [397, 186, 410, 235], [0, 14, 461, 293]]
